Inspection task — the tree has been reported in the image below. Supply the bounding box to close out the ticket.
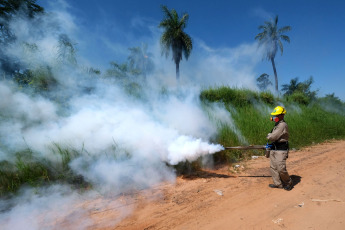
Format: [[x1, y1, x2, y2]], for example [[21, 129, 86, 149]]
[[255, 15, 291, 92], [323, 93, 343, 104], [158, 5, 192, 80], [282, 76, 318, 104], [0, 0, 44, 75], [281, 77, 299, 96], [256, 73, 272, 91], [319, 93, 345, 114], [57, 34, 77, 66], [106, 61, 130, 79], [128, 43, 154, 78], [0, 0, 44, 43]]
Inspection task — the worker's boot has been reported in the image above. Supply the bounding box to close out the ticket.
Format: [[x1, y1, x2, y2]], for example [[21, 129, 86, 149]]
[[268, 184, 283, 189], [283, 180, 293, 191]]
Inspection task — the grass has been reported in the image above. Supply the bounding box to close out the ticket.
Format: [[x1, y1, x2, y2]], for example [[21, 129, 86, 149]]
[[200, 86, 275, 106], [288, 105, 345, 148], [0, 144, 89, 197], [201, 86, 345, 164], [1, 86, 345, 195], [0, 149, 51, 197]]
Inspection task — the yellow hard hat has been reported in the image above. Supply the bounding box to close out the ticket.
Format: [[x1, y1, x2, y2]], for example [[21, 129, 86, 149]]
[[271, 106, 286, 116]]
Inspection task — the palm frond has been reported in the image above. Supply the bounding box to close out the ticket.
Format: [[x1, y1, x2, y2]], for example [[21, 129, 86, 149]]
[[258, 25, 267, 30], [255, 32, 267, 41], [160, 5, 173, 20], [279, 26, 291, 33], [179, 13, 189, 28], [278, 40, 284, 55], [158, 19, 170, 28], [181, 33, 192, 60], [264, 21, 271, 27], [274, 15, 278, 25], [175, 9, 181, 21], [280, 35, 290, 43]]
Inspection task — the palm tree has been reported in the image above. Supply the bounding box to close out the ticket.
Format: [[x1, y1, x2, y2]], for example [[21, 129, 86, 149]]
[[158, 5, 192, 80], [128, 43, 154, 78], [281, 77, 299, 96], [282, 76, 317, 100], [106, 61, 130, 79], [255, 15, 291, 92]]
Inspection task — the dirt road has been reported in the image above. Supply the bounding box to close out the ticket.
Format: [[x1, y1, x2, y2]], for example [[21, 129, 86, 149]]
[[88, 140, 345, 230]]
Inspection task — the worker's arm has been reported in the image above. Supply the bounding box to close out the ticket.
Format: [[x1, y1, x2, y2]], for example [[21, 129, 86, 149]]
[[267, 122, 287, 142]]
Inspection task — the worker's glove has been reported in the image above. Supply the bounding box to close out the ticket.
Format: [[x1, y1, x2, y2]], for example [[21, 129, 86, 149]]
[[265, 143, 273, 149]]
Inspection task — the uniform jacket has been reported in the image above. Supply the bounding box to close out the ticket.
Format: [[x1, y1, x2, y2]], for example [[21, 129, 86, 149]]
[[267, 120, 289, 143]]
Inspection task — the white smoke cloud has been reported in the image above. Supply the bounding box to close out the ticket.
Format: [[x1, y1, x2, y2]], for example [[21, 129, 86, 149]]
[[184, 40, 264, 88], [3, 83, 224, 166], [251, 7, 274, 20], [0, 82, 58, 157], [0, 185, 93, 230], [167, 135, 224, 165], [0, 1, 264, 228]]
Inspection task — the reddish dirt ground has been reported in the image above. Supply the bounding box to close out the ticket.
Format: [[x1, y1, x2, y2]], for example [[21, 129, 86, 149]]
[[85, 140, 345, 230]]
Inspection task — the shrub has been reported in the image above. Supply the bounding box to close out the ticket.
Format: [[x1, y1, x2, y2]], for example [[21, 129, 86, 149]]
[[200, 87, 260, 106], [286, 91, 310, 105], [259, 91, 275, 104]]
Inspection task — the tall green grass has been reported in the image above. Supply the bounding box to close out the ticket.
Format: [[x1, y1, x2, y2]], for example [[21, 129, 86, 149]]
[[0, 144, 89, 197], [200, 86, 275, 106], [0, 149, 51, 197], [288, 105, 345, 147], [201, 86, 345, 163]]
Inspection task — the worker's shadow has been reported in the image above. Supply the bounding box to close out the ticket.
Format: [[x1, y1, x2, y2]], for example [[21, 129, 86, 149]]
[[291, 175, 302, 187]]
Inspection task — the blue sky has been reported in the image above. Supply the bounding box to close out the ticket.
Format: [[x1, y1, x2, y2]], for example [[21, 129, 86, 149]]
[[37, 0, 345, 100]]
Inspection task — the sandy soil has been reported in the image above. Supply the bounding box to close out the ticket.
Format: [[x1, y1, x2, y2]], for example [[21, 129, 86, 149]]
[[85, 140, 345, 230]]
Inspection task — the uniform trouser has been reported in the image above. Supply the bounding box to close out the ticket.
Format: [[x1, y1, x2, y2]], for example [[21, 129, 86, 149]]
[[269, 150, 292, 186]]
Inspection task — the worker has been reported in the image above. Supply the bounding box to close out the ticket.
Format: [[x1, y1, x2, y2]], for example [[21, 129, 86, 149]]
[[267, 106, 293, 191]]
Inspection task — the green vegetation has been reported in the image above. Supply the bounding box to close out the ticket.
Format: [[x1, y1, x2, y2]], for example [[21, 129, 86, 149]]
[[282, 77, 317, 105], [201, 86, 345, 164], [0, 144, 89, 197], [128, 43, 155, 78], [200, 87, 275, 106], [105, 43, 155, 81], [256, 73, 272, 91], [0, 0, 44, 78], [0, 150, 50, 197]]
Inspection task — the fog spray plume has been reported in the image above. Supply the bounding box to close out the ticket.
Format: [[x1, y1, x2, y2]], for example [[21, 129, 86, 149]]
[[0, 1, 261, 228]]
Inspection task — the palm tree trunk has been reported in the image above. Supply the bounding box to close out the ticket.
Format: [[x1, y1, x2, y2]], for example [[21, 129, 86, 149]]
[[271, 57, 278, 92], [175, 62, 180, 80]]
